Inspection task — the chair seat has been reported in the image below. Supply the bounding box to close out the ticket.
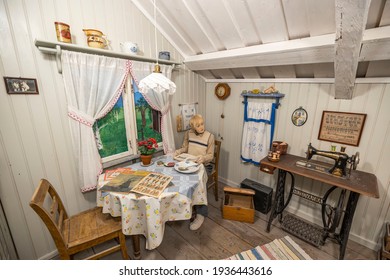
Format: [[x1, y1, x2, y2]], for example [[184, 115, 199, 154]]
[[64, 207, 122, 249], [30, 179, 140, 260]]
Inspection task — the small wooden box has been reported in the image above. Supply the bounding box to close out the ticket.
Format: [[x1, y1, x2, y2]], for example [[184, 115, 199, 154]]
[[223, 186, 255, 223]]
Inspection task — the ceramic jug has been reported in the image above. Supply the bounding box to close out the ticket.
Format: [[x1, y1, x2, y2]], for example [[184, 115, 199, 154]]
[[120, 42, 138, 55], [87, 35, 108, 49]]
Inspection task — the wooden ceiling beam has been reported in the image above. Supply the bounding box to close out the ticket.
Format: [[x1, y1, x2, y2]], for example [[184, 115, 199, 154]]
[[184, 34, 335, 70], [334, 0, 371, 99], [184, 26, 389, 71], [360, 26, 390, 61]]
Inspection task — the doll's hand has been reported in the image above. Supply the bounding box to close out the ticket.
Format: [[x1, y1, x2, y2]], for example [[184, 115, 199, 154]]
[[174, 150, 180, 156], [195, 156, 205, 164]]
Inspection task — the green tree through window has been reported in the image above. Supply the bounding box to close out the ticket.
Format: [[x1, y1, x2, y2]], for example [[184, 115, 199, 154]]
[[94, 96, 128, 158], [93, 84, 162, 165], [134, 91, 162, 143]]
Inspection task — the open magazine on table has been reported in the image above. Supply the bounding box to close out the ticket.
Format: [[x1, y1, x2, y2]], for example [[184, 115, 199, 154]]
[[131, 173, 173, 198], [99, 169, 150, 193]]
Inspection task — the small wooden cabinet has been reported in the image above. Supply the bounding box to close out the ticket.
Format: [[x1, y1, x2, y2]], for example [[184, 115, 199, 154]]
[[222, 186, 255, 223]]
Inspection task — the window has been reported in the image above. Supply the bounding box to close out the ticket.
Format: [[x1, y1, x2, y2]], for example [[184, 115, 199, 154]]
[[94, 79, 162, 167], [134, 90, 162, 142]]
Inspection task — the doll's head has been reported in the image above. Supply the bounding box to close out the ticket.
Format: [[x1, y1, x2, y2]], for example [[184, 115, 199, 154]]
[[190, 114, 205, 135]]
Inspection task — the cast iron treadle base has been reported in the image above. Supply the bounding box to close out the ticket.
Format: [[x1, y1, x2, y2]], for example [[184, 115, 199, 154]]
[[281, 214, 324, 247]]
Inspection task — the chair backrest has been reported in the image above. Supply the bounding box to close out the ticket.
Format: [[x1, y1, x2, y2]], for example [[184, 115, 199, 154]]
[[212, 140, 221, 171], [30, 179, 69, 254]]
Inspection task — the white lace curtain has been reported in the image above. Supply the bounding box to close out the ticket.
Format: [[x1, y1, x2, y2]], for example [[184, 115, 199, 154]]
[[130, 61, 176, 154], [61, 51, 130, 192]]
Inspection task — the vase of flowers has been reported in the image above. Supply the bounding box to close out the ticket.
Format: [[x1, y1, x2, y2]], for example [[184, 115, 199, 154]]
[[138, 138, 158, 165]]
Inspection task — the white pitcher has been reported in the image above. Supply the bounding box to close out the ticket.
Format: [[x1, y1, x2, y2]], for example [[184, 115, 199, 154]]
[[120, 42, 138, 55]]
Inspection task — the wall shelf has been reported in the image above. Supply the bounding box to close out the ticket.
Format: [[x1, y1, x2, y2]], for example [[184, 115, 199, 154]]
[[241, 92, 285, 108], [35, 39, 181, 73]]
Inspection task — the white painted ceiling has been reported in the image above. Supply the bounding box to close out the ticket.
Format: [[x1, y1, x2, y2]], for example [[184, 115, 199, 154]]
[[132, 0, 390, 82]]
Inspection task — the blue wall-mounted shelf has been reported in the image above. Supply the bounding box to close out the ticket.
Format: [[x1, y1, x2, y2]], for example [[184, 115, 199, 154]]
[[241, 92, 285, 108]]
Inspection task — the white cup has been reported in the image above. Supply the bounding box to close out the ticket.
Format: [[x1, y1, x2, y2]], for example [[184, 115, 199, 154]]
[[120, 42, 138, 55]]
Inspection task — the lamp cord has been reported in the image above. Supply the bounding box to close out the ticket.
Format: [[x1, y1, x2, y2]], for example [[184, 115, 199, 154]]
[[153, 0, 159, 66]]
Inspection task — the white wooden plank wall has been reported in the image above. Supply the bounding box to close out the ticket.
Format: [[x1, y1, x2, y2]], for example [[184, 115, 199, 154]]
[[0, 0, 204, 259], [205, 81, 390, 250]]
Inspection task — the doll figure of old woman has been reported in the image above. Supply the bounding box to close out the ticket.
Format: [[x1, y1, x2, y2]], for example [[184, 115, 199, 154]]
[[175, 114, 215, 230]]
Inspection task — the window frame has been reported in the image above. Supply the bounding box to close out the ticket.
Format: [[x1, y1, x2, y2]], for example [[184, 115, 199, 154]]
[[100, 78, 163, 169]]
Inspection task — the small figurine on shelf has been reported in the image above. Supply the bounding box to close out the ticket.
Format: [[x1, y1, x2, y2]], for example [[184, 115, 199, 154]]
[[264, 85, 278, 94]]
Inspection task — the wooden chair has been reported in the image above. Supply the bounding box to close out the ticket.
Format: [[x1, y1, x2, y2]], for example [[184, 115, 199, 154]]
[[30, 178, 140, 260], [207, 140, 221, 201]]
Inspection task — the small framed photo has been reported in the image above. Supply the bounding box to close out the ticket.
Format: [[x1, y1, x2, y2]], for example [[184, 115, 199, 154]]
[[318, 111, 366, 146], [291, 107, 308, 126], [3, 77, 39, 95]]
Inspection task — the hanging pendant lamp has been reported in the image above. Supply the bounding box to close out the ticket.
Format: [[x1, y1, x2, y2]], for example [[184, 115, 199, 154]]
[[139, 0, 176, 95]]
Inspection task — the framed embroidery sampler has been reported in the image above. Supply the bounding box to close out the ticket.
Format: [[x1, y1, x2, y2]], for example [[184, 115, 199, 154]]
[[318, 111, 366, 146]]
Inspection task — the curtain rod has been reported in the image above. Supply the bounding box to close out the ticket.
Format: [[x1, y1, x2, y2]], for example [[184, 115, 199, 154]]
[[35, 39, 181, 74]]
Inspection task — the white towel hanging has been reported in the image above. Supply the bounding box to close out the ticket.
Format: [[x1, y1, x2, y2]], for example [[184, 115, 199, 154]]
[[241, 102, 276, 164]]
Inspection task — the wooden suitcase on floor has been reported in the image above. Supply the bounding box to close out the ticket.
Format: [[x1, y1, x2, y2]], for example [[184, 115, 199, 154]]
[[223, 186, 255, 223]]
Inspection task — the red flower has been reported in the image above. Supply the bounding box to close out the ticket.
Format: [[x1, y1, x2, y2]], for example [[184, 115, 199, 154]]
[[138, 138, 158, 155]]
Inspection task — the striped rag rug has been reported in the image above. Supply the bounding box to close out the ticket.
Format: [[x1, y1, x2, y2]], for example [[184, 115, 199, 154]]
[[226, 236, 312, 260]]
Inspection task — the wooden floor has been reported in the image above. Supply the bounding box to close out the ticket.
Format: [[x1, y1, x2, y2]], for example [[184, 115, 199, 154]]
[[88, 183, 378, 261]]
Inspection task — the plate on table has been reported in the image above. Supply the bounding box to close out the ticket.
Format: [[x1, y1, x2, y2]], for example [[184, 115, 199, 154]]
[[174, 162, 200, 174], [164, 162, 175, 167]]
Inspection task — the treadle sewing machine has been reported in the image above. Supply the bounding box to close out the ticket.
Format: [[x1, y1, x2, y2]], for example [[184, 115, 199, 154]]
[[295, 143, 360, 177], [259, 145, 379, 259]]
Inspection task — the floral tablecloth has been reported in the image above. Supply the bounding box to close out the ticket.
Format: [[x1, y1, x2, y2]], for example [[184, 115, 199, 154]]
[[97, 155, 208, 250]]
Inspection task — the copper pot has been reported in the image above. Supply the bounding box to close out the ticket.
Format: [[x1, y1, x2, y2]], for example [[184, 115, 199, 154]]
[[272, 141, 288, 154]]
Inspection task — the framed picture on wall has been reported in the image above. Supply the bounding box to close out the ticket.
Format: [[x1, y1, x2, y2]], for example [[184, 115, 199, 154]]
[[291, 106, 308, 126], [3, 77, 39, 95], [318, 111, 366, 146]]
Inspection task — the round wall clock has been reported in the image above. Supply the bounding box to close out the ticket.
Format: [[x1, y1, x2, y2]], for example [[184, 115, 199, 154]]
[[291, 107, 308, 126], [215, 83, 230, 100]]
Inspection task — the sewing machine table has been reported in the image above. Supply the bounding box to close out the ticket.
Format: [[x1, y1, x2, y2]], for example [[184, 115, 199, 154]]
[[260, 154, 379, 260]]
